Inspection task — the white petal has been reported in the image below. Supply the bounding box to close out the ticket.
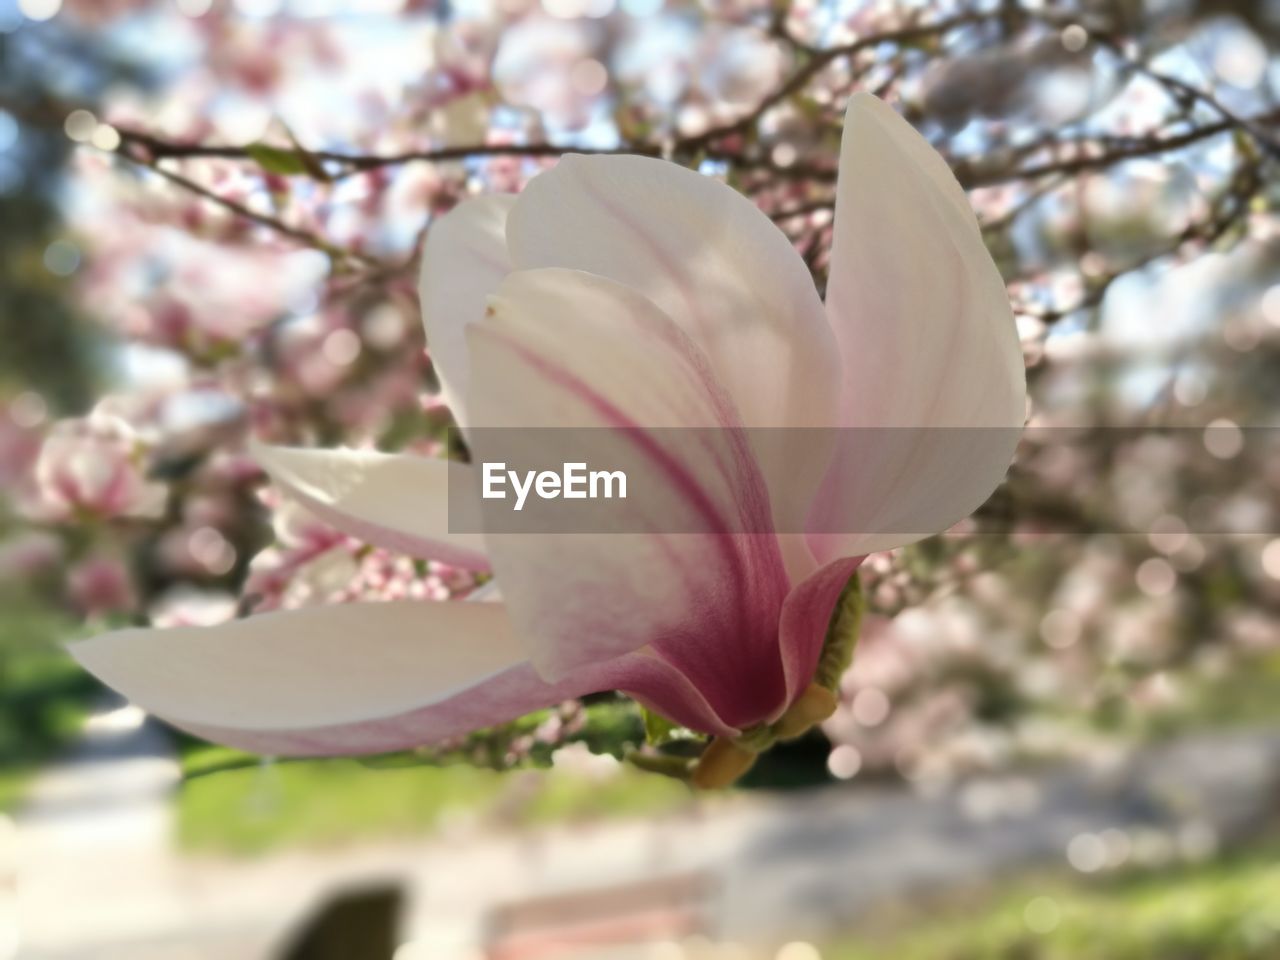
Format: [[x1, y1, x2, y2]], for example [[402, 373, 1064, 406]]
[[827, 94, 1024, 428], [465, 267, 791, 707], [419, 194, 516, 430], [252, 441, 489, 569], [812, 94, 1025, 560], [69, 600, 524, 730], [505, 154, 841, 542]]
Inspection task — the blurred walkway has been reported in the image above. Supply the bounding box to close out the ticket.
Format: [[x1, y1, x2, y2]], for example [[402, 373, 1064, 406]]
[[9, 698, 194, 960], [9, 722, 1280, 959]]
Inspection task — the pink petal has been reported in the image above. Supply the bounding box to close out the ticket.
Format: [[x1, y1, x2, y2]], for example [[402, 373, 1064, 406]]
[[777, 556, 863, 707]]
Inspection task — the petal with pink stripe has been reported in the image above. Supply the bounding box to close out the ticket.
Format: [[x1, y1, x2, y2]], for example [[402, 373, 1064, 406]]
[[466, 268, 792, 728], [506, 154, 840, 576]]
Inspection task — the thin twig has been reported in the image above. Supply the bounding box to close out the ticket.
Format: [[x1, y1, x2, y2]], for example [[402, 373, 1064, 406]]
[[137, 160, 384, 268]]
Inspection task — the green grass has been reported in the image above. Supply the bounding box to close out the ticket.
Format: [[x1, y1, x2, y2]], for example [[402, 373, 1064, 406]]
[[177, 746, 692, 856], [824, 842, 1280, 960], [1174, 652, 1280, 730], [159, 646, 1280, 858], [520, 763, 695, 824], [0, 766, 35, 811], [0, 592, 98, 811]]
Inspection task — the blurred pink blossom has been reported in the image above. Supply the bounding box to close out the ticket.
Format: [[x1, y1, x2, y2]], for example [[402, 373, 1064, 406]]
[[34, 413, 166, 522], [67, 555, 137, 618]]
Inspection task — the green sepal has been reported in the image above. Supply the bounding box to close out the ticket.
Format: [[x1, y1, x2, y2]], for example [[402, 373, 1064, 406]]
[[814, 571, 863, 692], [624, 750, 693, 781], [641, 706, 681, 746]]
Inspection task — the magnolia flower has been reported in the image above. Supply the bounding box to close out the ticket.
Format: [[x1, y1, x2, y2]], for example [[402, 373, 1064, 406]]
[[71, 96, 1024, 783], [34, 412, 166, 521]]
